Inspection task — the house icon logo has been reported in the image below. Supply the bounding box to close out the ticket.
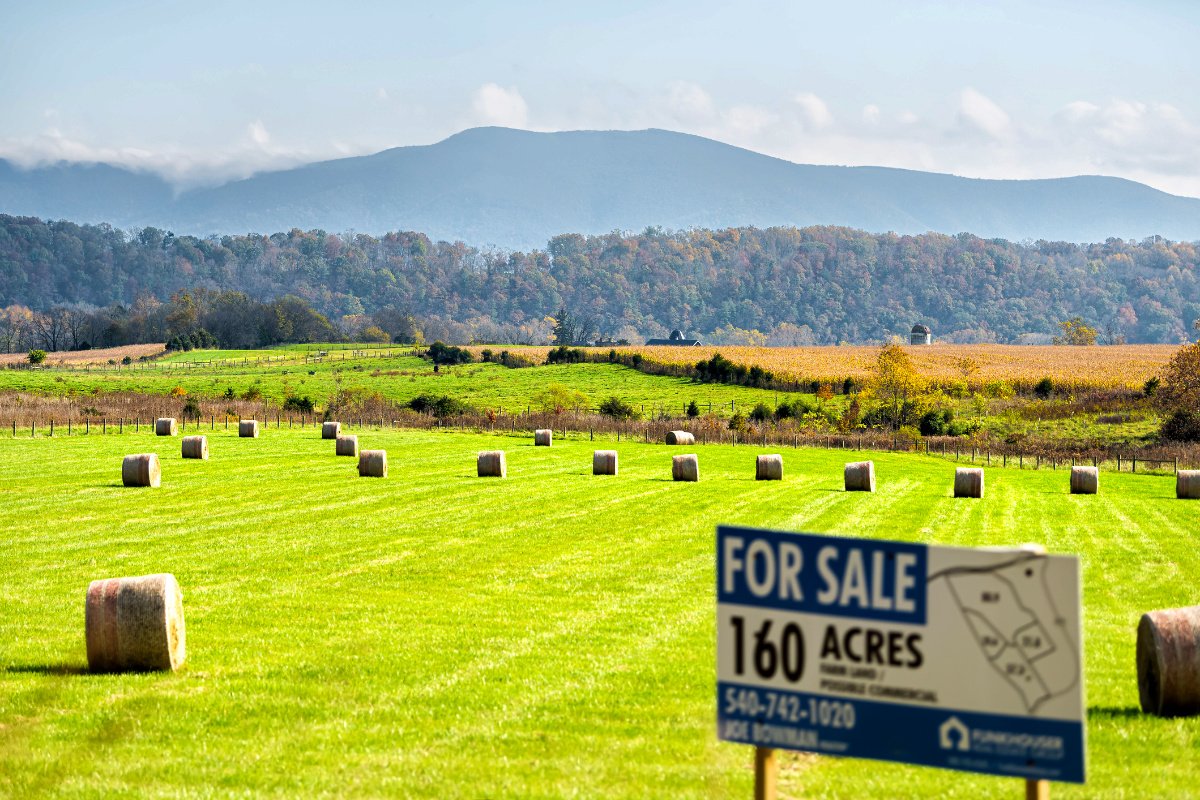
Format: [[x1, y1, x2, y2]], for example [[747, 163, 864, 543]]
[[939, 716, 970, 752]]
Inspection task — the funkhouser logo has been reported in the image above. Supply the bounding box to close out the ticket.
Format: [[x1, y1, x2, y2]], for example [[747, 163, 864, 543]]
[[939, 716, 971, 752], [937, 716, 1066, 760]]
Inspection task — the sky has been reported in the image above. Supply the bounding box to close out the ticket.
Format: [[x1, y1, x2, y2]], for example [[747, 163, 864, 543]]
[[2, 0, 1198, 196]]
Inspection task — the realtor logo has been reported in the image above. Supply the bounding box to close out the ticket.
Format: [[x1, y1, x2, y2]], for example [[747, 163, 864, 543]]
[[939, 717, 970, 752]]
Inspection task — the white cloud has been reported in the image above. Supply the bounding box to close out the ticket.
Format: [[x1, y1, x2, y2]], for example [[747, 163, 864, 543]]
[[793, 92, 833, 129], [723, 105, 776, 135], [377, 87, 389, 101], [957, 87, 1012, 140], [666, 81, 715, 122], [471, 83, 529, 128], [862, 104, 881, 125], [248, 120, 271, 147], [897, 110, 919, 125]]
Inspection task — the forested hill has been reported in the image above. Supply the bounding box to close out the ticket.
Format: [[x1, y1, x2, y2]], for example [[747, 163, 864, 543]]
[[2, 215, 1198, 344], [4, 128, 1200, 248]]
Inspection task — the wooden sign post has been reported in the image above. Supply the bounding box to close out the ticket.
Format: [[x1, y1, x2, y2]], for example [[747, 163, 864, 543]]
[[754, 747, 776, 800]]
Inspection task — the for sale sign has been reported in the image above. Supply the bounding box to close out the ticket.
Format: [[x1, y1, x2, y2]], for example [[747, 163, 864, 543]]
[[716, 525, 1085, 783]]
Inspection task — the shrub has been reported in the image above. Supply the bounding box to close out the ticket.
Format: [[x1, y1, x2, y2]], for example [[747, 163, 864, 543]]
[[728, 412, 746, 432], [426, 341, 472, 366], [983, 380, 1015, 399], [685, 400, 700, 418], [283, 395, 315, 413], [749, 402, 772, 423], [27, 349, 46, 365], [357, 325, 390, 344], [223, 386, 235, 399], [598, 396, 636, 419], [182, 397, 201, 418], [121, 356, 132, 365], [242, 386, 262, 401], [1160, 410, 1200, 442], [546, 346, 587, 364], [409, 393, 471, 417], [1034, 377, 1054, 399], [1144, 376, 1160, 397], [170, 386, 187, 397]]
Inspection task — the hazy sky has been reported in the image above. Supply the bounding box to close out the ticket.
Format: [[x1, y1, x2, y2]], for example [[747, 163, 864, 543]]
[[2, 0, 1198, 196]]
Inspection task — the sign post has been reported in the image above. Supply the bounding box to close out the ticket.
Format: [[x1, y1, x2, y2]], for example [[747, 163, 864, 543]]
[[716, 526, 1085, 794]]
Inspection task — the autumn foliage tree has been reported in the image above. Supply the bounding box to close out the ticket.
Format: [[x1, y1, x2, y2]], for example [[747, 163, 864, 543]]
[[1157, 341, 1200, 441], [871, 343, 924, 430]]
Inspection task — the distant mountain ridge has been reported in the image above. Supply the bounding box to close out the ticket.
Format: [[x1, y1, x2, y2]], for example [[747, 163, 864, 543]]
[[2, 127, 1199, 249]]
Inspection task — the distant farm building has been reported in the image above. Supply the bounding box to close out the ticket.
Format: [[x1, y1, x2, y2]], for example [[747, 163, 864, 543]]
[[910, 324, 932, 345], [646, 329, 703, 346]]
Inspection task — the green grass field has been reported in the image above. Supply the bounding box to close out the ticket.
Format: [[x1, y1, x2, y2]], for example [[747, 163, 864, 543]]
[[0, 349, 795, 415], [2, 427, 1199, 798]]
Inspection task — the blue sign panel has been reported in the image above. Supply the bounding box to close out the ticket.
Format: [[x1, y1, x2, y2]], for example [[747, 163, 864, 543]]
[[716, 525, 1086, 783]]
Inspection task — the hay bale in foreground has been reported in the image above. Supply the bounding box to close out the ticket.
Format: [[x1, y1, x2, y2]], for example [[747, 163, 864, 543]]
[[154, 418, 177, 436], [181, 435, 208, 460], [238, 420, 259, 438], [322, 421, 341, 440], [121, 454, 161, 488], [1178, 470, 1200, 500], [534, 429, 553, 447], [1070, 466, 1099, 495], [336, 435, 358, 457], [844, 461, 876, 492], [86, 573, 185, 672], [593, 450, 618, 476], [358, 449, 387, 478], [1138, 606, 1200, 717], [666, 430, 695, 445], [478, 451, 507, 478], [673, 454, 699, 482], [954, 467, 984, 498], [756, 454, 783, 481]]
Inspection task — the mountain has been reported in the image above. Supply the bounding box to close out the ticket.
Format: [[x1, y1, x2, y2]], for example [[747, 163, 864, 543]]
[[3, 127, 1200, 249]]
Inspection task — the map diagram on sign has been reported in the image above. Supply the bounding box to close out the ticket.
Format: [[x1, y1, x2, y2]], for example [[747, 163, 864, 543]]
[[929, 553, 1079, 713]]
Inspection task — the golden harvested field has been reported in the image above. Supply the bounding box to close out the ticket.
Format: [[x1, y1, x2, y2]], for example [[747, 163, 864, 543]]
[[0, 343, 166, 366], [472, 344, 1179, 390]]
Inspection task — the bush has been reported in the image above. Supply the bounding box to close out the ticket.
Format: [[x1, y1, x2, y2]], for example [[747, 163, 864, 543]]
[[182, 397, 201, 418], [170, 386, 187, 397], [121, 356, 132, 365], [283, 395, 315, 413], [1034, 377, 1054, 399], [919, 409, 954, 436], [27, 349, 46, 365], [426, 341, 472, 366], [546, 346, 587, 364], [1144, 376, 1160, 397], [223, 386, 235, 399], [728, 412, 746, 432], [242, 386, 262, 401], [1161, 410, 1200, 442], [409, 393, 471, 417], [749, 402, 772, 423], [598, 396, 636, 420], [685, 400, 700, 418]]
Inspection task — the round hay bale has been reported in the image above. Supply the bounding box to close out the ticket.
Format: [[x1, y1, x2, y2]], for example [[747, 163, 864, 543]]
[[358, 449, 387, 478], [534, 429, 553, 447], [1070, 465, 1099, 495], [954, 467, 984, 498], [478, 450, 507, 478], [844, 461, 876, 492], [1137, 606, 1200, 717], [121, 454, 161, 488], [322, 421, 341, 440], [666, 430, 695, 445], [1177, 470, 1200, 500], [335, 434, 358, 457], [86, 573, 185, 672], [593, 450, 618, 476], [672, 454, 699, 482], [181, 435, 208, 460], [755, 454, 783, 481], [154, 417, 177, 436], [238, 420, 259, 438]]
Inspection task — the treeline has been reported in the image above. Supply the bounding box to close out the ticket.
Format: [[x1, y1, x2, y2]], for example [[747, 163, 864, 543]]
[[2, 214, 1199, 344]]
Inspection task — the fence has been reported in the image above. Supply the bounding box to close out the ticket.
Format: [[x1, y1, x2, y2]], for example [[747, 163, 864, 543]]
[[3, 346, 421, 374], [4, 406, 1188, 474]]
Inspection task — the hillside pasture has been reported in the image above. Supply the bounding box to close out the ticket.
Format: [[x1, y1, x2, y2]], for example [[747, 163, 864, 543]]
[[1, 428, 1199, 798]]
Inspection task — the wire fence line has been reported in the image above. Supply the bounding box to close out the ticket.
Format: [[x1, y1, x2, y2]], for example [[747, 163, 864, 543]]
[[3, 346, 422, 373], [4, 409, 1186, 475]]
